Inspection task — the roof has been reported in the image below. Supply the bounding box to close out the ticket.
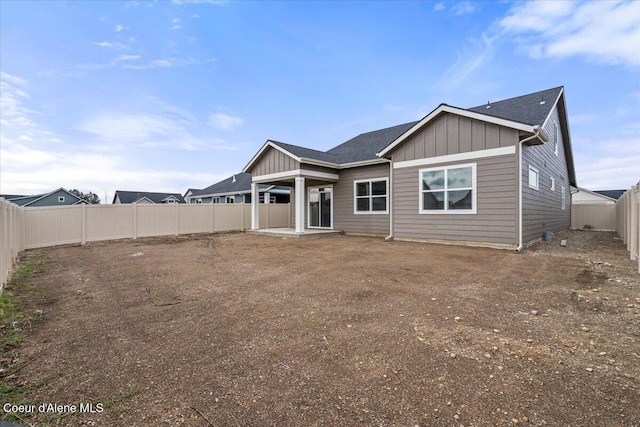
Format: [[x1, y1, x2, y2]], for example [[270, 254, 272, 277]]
[[245, 87, 575, 187], [593, 189, 626, 200], [189, 173, 273, 197], [326, 121, 419, 163], [1, 188, 87, 206], [0, 194, 26, 200], [467, 86, 564, 127], [113, 191, 185, 204]]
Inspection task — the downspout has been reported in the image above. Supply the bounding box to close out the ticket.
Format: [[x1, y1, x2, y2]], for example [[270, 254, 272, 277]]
[[384, 158, 394, 241], [516, 126, 544, 251]]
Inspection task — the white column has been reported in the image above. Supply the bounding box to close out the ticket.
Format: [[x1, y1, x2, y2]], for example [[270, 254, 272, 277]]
[[251, 182, 260, 230], [264, 192, 271, 204], [295, 177, 305, 233]]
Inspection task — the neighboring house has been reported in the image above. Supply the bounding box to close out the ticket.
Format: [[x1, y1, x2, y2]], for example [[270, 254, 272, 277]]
[[244, 86, 576, 249], [571, 187, 619, 205], [112, 191, 185, 204], [593, 189, 626, 201], [184, 173, 290, 204], [1, 188, 88, 207]]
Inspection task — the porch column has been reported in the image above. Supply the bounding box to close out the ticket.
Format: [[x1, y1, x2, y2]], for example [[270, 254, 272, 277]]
[[251, 182, 260, 230], [294, 176, 305, 233]]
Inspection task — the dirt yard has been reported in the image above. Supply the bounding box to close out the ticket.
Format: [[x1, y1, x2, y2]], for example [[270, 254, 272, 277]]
[[1, 230, 639, 426]]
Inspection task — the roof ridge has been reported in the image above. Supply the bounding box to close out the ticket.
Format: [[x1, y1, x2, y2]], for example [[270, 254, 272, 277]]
[[469, 86, 563, 109]]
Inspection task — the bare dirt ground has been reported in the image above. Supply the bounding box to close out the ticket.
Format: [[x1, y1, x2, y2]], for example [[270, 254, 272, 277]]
[[1, 230, 639, 426]]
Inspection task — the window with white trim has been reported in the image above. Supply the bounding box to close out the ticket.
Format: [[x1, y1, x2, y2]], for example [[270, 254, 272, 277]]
[[354, 178, 388, 214], [225, 196, 235, 204], [561, 186, 566, 210], [196, 198, 203, 204], [528, 166, 539, 190], [58, 196, 65, 203], [420, 164, 476, 214], [554, 121, 559, 156], [550, 176, 555, 192], [213, 197, 221, 204]]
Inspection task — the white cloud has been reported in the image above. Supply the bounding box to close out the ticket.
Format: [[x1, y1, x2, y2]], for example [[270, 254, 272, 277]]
[[500, 1, 640, 68], [114, 54, 141, 62], [451, 1, 477, 16], [433, 3, 445, 12], [435, 32, 495, 89], [114, 24, 128, 32], [208, 113, 243, 130], [92, 41, 129, 50]]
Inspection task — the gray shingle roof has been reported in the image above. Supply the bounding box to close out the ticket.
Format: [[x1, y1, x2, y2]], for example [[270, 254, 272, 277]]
[[114, 191, 185, 204], [467, 86, 563, 126], [327, 121, 419, 163], [191, 173, 272, 197], [594, 190, 625, 200], [269, 141, 340, 164]]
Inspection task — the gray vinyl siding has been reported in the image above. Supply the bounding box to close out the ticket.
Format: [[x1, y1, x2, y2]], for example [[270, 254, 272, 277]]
[[521, 106, 571, 243], [393, 154, 518, 245], [251, 147, 300, 176], [392, 113, 519, 162], [28, 190, 80, 207], [333, 163, 390, 235]]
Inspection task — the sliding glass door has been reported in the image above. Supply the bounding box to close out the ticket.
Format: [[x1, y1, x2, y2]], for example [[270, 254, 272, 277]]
[[308, 186, 332, 229]]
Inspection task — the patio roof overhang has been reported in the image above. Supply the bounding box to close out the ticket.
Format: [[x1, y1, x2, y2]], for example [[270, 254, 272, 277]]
[[251, 168, 339, 184]]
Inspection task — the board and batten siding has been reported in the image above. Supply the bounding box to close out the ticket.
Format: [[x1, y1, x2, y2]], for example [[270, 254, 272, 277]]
[[389, 112, 520, 246], [250, 147, 300, 176], [28, 190, 80, 207], [392, 113, 520, 162], [333, 163, 390, 235], [393, 155, 518, 245], [521, 105, 571, 243]]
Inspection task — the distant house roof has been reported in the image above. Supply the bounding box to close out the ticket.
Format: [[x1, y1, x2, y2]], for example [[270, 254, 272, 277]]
[[189, 173, 283, 198], [1, 188, 87, 206], [593, 189, 626, 200], [113, 191, 185, 204], [245, 87, 575, 187]]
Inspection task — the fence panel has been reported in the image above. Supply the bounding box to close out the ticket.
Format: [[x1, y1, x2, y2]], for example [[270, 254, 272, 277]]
[[615, 184, 640, 273], [86, 204, 134, 242], [1, 199, 26, 290], [571, 204, 616, 230], [25, 206, 82, 249]]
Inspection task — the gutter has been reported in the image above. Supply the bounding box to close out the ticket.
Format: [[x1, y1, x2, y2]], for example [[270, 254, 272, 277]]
[[516, 126, 545, 251], [384, 158, 394, 241]]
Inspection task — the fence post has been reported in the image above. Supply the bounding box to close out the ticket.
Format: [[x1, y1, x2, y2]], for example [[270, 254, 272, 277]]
[[81, 203, 87, 245], [210, 203, 215, 233], [175, 203, 180, 236], [132, 203, 137, 239]]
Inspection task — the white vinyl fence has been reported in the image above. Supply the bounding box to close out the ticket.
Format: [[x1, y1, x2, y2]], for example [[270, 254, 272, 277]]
[[571, 204, 616, 230], [615, 184, 640, 273], [1, 201, 290, 289]]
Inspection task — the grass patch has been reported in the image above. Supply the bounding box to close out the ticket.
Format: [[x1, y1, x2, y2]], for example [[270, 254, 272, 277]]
[[105, 388, 141, 409], [1, 252, 45, 422]]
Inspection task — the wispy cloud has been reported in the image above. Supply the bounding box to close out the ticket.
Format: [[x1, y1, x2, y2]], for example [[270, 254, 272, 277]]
[[434, 33, 495, 90], [433, 3, 445, 12], [451, 1, 477, 16], [208, 113, 243, 130], [114, 24, 128, 32], [92, 41, 129, 50], [500, 1, 640, 68]]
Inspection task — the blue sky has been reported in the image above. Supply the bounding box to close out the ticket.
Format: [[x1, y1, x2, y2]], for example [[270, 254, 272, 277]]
[[1, 0, 638, 202]]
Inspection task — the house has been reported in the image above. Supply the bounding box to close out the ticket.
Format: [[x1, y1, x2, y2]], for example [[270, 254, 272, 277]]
[[112, 191, 185, 204], [243, 86, 576, 249], [1, 188, 88, 207], [571, 187, 620, 205], [184, 173, 290, 204]]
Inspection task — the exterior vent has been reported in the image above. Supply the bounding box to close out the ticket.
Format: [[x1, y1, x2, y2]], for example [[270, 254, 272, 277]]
[[232, 175, 236, 183]]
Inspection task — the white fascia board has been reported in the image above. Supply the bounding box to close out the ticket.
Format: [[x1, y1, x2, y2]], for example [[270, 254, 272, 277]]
[[243, 140, 302, 173], [541, 87, 565, 131], [394, 145, 516, 169], [252, 168, 339, 183], [378, 105, 534, 157], [133, 197, 155, 204]]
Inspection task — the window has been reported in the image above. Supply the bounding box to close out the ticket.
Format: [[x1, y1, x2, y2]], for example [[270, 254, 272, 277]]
[[528, 166, 539, 190], [213, 197, 221, 204], [561, 186, 566, 210], [196, 198, 203, 204], [554, 122, 559, 156], [550, 176, 555, 191], [58, 196, 65, 203], [419, 164, 476, 214], [166, 199, 176, 204], [225, 196, 235, 204], [354, 178, 388, 214]]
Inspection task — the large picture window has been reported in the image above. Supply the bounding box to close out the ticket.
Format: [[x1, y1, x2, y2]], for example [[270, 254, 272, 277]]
[[354, 178, 388, 214], [419, 164, 476, 214]]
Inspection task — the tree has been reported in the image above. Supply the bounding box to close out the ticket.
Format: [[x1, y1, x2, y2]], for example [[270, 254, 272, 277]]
[[69, 189, 101, 204]]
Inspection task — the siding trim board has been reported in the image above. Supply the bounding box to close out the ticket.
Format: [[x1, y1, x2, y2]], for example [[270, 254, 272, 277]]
[[253, 169, 339, 183], [394, 146, 516, 169]]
